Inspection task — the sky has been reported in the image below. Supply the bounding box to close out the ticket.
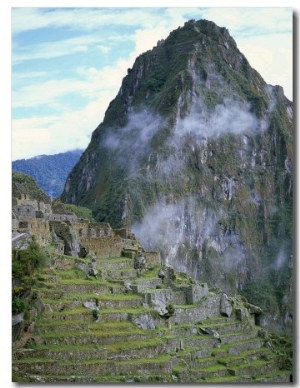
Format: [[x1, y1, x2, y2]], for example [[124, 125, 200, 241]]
[[10, 6, 293, 161]]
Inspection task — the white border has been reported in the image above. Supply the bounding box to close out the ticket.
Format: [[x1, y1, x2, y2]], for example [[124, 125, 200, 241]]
[[2, 2, 298, 387]]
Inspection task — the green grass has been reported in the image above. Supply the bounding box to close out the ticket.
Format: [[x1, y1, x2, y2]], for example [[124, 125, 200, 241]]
[[192, 363, 227, 373], [217, 347, 271, 366], [203, 374, 248, 383], [106, 337, 163, 353], [98, 257, 133, 263], [57, 278, 108, 285], [26, 336, 161, 354], [41, 292, 144, 305], [41, 326, 147, 338], [37, 319, 89, 328], [41, 307, 91, 318], [52, 268, 86, 279], [14, 357, 55, 364], [98, 306, 152, 314], [118, 352, 171, 365]]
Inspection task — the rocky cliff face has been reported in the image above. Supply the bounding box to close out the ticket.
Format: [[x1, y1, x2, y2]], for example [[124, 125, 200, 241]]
[[61, 19, 293, 332]]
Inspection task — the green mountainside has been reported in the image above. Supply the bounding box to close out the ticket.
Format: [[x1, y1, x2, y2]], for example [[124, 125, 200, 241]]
[[12, 171, 51, 204], [12, 149, 83, 199], [60, 19, 293, 333]]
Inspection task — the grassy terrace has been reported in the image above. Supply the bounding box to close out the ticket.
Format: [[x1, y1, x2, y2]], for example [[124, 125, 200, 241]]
[[13, 248, 292, 383], [41, 292, 144, 304]]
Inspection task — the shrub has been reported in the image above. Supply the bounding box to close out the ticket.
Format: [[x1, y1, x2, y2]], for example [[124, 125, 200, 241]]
[[166, 303, 175, 317], [12, 295, 26, 314], [92, 309, 99, 320]]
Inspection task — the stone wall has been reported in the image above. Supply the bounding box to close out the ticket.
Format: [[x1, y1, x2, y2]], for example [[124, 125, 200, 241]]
[[145, 251, 161, 267], [28, 220, 52, 246], [171, 293, 222, 324], [80, 236, 124, 259], [47, 214, 77, 222], [186, 283, 209, 304], [13, 205, 36, 221], [72, 221, 113, 238]]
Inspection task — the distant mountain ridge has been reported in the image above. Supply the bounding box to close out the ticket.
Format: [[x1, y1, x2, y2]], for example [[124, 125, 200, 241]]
[[12, 149, 83, 199]]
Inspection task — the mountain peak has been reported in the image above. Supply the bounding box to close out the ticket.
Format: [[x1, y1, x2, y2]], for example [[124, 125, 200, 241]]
[[60, 19, 293, 332]]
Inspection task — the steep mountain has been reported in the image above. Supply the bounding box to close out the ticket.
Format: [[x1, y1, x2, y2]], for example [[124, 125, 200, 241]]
[[12, 149, 83, 199], [60, 19, 293, 333]]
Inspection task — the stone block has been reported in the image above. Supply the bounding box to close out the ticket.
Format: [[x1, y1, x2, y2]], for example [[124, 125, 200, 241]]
[[186, 283, 208, 304]]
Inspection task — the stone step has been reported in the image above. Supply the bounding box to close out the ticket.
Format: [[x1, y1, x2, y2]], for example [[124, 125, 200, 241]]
[[49, 255, 80, 270], [14, 336, 165, 364], [96, 257, 134, 270], [42, 330, 152, 346], [202, 374, 253, 384], [191, 346, 214, 359], [179, 335, 218, 350], [13, 373, 97, 384], [114, 354, 172, 376], [36, 320, 90, 334], [104, 268, 138, 280], [37, 317, 143, 333], [13, 358, 116, 377], [196, 320, 248, 335], [41, 292, 144, 312], [197, 316, 235, 326], [106, 338, 167, 361], [41, 307, 95, 322], [33, 287, 65, 300], [227, 338, 264, 354], [188, 363, 229, 380], [55, 282, 111, 295], [217, 347, 272, 367], [192, 355, 217, 369], [13, 345, 108, 362], [212, 337, 264, 358], [15, 354, 173, 379], [144, 289, 186, 306], [131, 278, 163, 293], [253, 370, 292, 383], [37, 281, 112, 298], [96, 295, 144, 310], [219, 330, 258, 345], [171, 298, 221, 325], [14, 336, 173, 366], [227, 356, 279, 377]]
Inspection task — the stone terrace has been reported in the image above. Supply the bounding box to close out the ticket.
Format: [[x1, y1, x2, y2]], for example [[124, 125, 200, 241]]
[[12, 250, 291, 383]]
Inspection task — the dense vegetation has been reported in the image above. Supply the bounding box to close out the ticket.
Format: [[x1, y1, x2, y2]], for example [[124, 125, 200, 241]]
[[12, 240, 47, 315], [64, 203, 95, 221], [12, 171, 51, 204], [12, 149, 83, 199]]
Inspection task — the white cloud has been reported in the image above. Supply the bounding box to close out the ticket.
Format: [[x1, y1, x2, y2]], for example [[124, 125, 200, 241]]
[[12, 97, 108, 160], [237, 33, 292, 100], [11, 8, 170, 35], [12, 34, 112, 64], [201, 7, 292, 35]]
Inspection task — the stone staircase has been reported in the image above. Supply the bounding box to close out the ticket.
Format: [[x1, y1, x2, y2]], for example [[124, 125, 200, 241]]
[[12, 252, 292, 383]]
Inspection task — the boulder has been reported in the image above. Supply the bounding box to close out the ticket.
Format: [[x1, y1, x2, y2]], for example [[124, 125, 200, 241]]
[[12, 313, 24, 341], [134, 254, 146, 270], [83, 301, 99, 311], [130, 313, 156, 330], [220, 293, 233, 317], [200, 327, 221, 342]]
